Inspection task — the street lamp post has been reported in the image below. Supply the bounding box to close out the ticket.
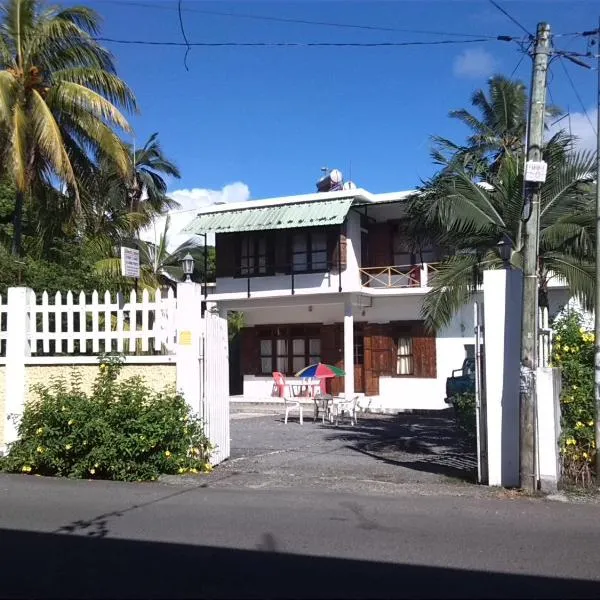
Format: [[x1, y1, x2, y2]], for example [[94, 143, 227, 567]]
[[497, 234, 513, 269], [181, 253, 195, 283]]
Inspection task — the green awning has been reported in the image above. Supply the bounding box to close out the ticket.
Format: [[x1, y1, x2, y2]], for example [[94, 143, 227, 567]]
[[182, 198, 353, 235]]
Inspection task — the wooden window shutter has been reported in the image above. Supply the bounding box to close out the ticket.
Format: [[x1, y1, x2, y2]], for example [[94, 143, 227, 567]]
[[412, 323, 437, 378], [328, 224, 347, 274], [367, 223, 393, 267], [215, 233, 237, 278], [274, 231, 288, 273], [240, 327, 260, 375]]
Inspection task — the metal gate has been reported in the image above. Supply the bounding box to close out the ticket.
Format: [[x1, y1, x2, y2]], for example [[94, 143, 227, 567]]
[[474, 302, 488, 485]]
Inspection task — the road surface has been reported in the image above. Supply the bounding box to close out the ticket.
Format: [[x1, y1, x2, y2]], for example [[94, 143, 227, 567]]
[[0, 474, 598, 599]]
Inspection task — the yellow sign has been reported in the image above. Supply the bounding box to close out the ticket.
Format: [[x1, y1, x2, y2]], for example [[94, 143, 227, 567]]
[[179, 331, 192, 346]]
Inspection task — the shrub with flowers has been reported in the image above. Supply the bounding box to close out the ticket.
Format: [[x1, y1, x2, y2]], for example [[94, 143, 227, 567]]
[[0, 355, 213, 481], [551, 313, 595, 486]]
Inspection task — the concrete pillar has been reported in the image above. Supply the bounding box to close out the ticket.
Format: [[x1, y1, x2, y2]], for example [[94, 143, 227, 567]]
[[175, 282, 204, 417], [4, 287, 33, 449], [483, 269, 522, 487], [537, 367, 562, 491], [343, 298, 355, 398]]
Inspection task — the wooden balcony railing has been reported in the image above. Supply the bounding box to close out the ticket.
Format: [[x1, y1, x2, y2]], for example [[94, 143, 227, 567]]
[[359, 263, 439, 289]]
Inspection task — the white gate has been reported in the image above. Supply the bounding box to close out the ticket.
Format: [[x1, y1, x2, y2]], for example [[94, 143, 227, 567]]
[[201, 311, 230, 464]]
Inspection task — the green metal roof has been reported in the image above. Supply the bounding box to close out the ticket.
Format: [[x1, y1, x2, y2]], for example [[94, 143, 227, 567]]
[[182, 198, 354, 235]]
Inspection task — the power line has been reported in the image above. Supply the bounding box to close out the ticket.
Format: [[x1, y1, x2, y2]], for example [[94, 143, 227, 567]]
[[177, 0, 191, 71], [93, 36, 515, 48], [510, 40, 532, 78], [557, 55, 597, 135], [96, 0, 502, 40], [488, 0, 533, 38]]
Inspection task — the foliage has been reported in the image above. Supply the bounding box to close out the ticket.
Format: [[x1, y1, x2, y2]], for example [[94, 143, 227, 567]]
[[551, 313, 596, 487], [0, 0, 137, 255], [0, 355, 213, 481], [453, 393, 476, 439], [410, 132, 596, 331]]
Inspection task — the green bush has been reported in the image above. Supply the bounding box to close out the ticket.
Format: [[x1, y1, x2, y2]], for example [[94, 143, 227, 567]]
[[551, 313, 595, 486], [454, 393, 476, 438], [0, 355, 213, 481]]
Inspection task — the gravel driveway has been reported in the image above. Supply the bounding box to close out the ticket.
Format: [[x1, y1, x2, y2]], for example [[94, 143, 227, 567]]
[[205, 406, 479, 496]]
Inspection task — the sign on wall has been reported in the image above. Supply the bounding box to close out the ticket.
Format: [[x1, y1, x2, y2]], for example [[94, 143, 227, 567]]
[[120, 246, 140, 278]]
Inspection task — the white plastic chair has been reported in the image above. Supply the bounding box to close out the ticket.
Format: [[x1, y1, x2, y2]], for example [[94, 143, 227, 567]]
[[273, 372, 303, 425], [331, 395, 360, 426]]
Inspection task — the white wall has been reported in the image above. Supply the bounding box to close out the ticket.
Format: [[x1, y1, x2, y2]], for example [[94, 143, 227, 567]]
[[236, 294, 475, 411]]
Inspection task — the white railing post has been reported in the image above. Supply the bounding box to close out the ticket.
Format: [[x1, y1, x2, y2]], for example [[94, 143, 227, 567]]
[[4, 287, 33, 449], [175, 282, 204, 417], [420, 263, 428, 287]]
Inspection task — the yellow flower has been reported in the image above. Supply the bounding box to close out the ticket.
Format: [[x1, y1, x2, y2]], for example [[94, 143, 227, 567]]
[[36, 427, 44, 435], [566, 438, 577, 446], [573, 385, 578, 390], [178, 467, 185, 474], [555, 354, 561, 361], [588, 420, 594, 427], [21, 465, 32, 473], [555, 335, 561, 342], [554, 343, 561, 351], [583, 452, 589, 459], [576, 421, 584, 430], [68, 419, 74, 426], [89, 468, 96, 475], [204, 464, 213, 473], [94, 463, 99, 468], [579, 326, 586, 334], [164, 450, 171, 458], [36, 446, 44, 453], [65, 444, 72, 450], [563, 345, 570, 352], [572, 346, 578, 353], [189, 468, 198, 474], [61, 405, 66, 411], [99, 364, 108, 373]]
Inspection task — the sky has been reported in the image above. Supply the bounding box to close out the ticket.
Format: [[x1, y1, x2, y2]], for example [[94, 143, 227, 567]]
[[74, 0, 599, 247]]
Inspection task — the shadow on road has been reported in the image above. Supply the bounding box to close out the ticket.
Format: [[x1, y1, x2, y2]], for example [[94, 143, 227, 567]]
[[324, 412, 477, 483], [0, 527, 596, 599]]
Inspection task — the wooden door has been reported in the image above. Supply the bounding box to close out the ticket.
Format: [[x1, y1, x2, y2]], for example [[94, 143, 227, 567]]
[[320, 324, 343, 396], [354, 333, 365, 393], [363, 324, 393, 396]]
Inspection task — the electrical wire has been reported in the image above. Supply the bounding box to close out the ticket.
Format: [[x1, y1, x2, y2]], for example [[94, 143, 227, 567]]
[[93, 36, 513, 48], [487, 0, 533, 38], [95, 0, 502, 39], [557, 56, 597, 135], [177, 0, 191, 71], [510, 40, 532, 78]]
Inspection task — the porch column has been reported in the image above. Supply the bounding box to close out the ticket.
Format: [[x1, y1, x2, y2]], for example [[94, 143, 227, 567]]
[[343, 298, 355, 398]]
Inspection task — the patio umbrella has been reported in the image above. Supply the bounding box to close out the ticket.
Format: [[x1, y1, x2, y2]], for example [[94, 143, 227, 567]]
[[295, 363, 345, 379]]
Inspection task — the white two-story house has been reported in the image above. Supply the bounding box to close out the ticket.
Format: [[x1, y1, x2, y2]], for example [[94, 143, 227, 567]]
[[182, 173, 492, 412]]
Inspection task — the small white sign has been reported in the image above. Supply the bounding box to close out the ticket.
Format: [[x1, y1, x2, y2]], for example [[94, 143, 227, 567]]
[[120, 246, 140, 278], [525, 160, 548, 183]]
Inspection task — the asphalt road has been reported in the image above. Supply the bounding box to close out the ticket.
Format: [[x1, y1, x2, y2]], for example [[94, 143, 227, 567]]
[[0, 474, 599, 599]]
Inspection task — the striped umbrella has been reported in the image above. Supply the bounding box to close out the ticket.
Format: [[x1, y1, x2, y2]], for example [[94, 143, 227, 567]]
[[295, 362, 345, 379]]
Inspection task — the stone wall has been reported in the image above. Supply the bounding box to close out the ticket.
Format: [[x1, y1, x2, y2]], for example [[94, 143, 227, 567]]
[[1, 363, 176, 447]]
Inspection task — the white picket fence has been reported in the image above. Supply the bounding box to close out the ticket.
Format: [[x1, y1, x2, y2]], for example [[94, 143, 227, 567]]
[[0, 288, 177, 357]]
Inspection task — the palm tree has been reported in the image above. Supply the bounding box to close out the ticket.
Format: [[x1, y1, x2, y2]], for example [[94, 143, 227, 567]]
[[413, 135, 597, 331], [0, 0, 137, 256], [432, 75, 560, 177]]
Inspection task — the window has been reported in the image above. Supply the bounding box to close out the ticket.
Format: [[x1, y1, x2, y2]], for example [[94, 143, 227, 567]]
[[238, 233, 270, 277], [291, 230, 328, 273], [259, 327, 321, 375], [396, 336, 414, 375], [392, 222, 437, 267], [354, 336, 364, 365]]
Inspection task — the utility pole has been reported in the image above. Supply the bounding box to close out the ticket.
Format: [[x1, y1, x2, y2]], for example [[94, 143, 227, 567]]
[[594, 18, 600, 474], [520, 22, 551, 492]]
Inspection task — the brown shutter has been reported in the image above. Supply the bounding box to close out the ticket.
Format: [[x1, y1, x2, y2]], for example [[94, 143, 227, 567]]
[[274, 231, 289, 274], [367, 223, 393, 267], [215, 233, 237, 278], [328, 225, 347, 274], [321, 324, 343, 395], [412, 322, 437, 378], [240, 327, 260, 375], [363, 324, 394, 395]]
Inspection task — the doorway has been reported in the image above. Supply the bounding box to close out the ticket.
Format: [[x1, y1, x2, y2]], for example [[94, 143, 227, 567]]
[[354, 333, 365, 393]]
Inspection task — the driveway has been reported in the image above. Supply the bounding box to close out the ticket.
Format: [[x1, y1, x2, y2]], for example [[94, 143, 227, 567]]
[[205, 406, 479, 496]]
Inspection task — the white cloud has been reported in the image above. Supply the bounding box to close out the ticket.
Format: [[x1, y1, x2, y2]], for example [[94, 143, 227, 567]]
[[453, 48, 498, 79], [140, 182, 251, 252], [547, 108, 597, 153]]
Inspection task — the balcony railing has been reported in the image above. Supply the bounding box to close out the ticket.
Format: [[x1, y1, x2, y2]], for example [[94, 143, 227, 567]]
[[359, 263, 439, 289]]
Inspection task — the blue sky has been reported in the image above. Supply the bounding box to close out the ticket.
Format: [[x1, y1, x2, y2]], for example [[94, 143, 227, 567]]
[[77, 0, 598, 234]]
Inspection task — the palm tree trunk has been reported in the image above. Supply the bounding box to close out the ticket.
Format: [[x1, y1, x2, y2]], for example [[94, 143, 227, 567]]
[[11, 191, 25, 257]]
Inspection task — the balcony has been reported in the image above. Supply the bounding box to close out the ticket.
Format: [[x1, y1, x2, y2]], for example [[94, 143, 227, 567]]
[[359, 263, 440, 289]]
